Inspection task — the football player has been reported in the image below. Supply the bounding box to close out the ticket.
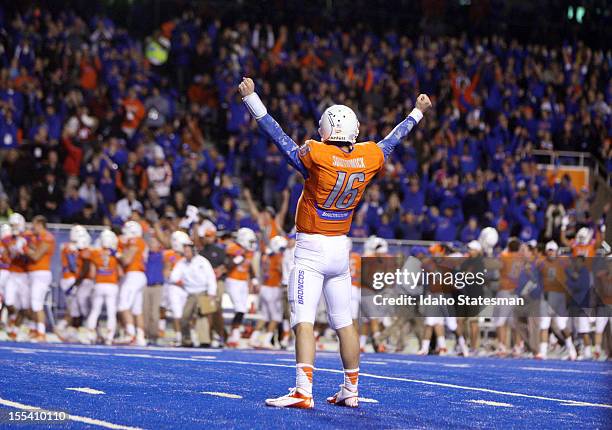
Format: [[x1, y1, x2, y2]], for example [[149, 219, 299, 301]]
[[3, 213, 30, 340], [117, 220, 148, 345], [536, 241, 576, 360], [164, 231, 188, 346], [24, 215, 56, 341], [225, 227, 258, 348], [252, 235, 287, 349], [0, 224, 11, 315], [54, 225, 86, 338], [85, 229, 122, 345], [239, 76, 431, 408]]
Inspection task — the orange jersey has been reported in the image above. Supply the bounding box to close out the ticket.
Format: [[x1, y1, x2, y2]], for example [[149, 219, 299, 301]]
[[226, 242, 252, 281], [262, 253, 283, 287], [541, 258, 568, 293], [163, 249, 181, 270], [3, 236, 29, 273], [350, 252, 361, 287], [76, 248, 94, 280], [296, 140, 384, 236], [90, 248, 120, 284], [61, 243, 79, 279], [27, 230, 55, 271], [572, 241, 596, 258], [499, 251, 522, 291], [0, 240, 9, 270], [119, 237, 147, 272]]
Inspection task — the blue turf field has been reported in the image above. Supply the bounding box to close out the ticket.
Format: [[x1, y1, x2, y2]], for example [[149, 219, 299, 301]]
[[0, 342, 610, 429]]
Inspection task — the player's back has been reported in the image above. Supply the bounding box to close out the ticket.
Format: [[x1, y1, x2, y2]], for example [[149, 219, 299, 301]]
[[90, 248, 120, 284], [297, 140, 384, 236]]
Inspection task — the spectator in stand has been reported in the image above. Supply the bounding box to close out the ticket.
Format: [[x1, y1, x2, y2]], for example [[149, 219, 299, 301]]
[[116, 189, 144, 222]]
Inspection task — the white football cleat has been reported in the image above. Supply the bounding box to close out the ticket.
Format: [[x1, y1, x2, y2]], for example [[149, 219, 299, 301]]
[[265, 387, 314, 409], [327, 384, 358, 408]]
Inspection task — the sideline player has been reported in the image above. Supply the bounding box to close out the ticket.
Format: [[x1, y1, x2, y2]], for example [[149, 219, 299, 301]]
[[536, 241, 577, 360], [25, 216, 56, 341], [0, 224, 11, 316], [3, 213, 30, 340], [225, 227, 257, 347], [118, 220, 148, 345], [251, 235, 287, 349], [239, 76, 431, 408], [85, 229, 122, 344]]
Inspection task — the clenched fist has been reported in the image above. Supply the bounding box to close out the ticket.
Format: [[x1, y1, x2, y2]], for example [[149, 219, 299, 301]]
[[238, 77, 255, 97], [415, 94, 432, 113]]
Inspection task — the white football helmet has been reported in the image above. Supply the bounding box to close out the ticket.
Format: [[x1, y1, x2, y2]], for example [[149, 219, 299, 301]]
[[99, 229, 118, 250], [122, 220, 143, 239], [363, 235, 378, 256], [70, 225, 87, 242], [8, 213, 25, 234], [479, 227, 499, 252], [236, 227, 257, 251], [318, 105, 359, 144], [269, 236, 288, 254], [171, 230, 193, 253], [576, 227, 593, 245], [0, 223, 11, 239], [374, 238, 389, 255], [75, 229, 91, 250]]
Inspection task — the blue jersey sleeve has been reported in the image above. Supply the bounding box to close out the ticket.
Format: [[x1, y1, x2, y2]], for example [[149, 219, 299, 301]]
[[377, 115, 419, 159], [257, 114, 309, 178]]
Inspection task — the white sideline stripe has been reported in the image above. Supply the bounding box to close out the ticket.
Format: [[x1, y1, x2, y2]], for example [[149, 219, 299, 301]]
[[66, 387, 105, 395], [366, 357, 610, 376], [0, 397, 142, 430], [190, 356, 217, 359], [201, 391, 242, 399], [358, 397, 379, 403], [468, 399, 513, 407], [361, 361, 388, 366], [3, 346, 611, 409]]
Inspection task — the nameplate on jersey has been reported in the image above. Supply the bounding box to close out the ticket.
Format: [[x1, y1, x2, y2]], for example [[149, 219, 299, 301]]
[[315, 206, 353, 221]]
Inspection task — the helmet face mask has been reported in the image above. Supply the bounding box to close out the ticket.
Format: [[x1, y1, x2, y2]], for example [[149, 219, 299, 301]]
[[318, 105, 360, 144]]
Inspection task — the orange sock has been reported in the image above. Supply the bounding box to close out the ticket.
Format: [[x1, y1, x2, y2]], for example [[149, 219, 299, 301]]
[[296, 363, 313, 394]]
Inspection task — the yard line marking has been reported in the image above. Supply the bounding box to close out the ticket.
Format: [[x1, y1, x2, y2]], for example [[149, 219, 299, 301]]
[[0, 397, 142, 430], [362, 361, 388, 365], [359, 356, 609, 375], [358, 397, 379, 403], [190, 356, 217, 359], [66, 387, 105, 395], [200, 391, 242, 399], [468, 400, 513, 407], [3, 346, 611, 409]]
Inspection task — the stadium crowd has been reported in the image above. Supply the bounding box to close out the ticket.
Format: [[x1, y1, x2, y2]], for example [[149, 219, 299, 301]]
[[0, 3, 610, 359], [0, 4, 609, 245]]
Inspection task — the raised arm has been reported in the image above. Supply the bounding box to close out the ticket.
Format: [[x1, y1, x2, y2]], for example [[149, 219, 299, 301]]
[[239, 77, 308, 178], [377, 94, 432, 159]]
